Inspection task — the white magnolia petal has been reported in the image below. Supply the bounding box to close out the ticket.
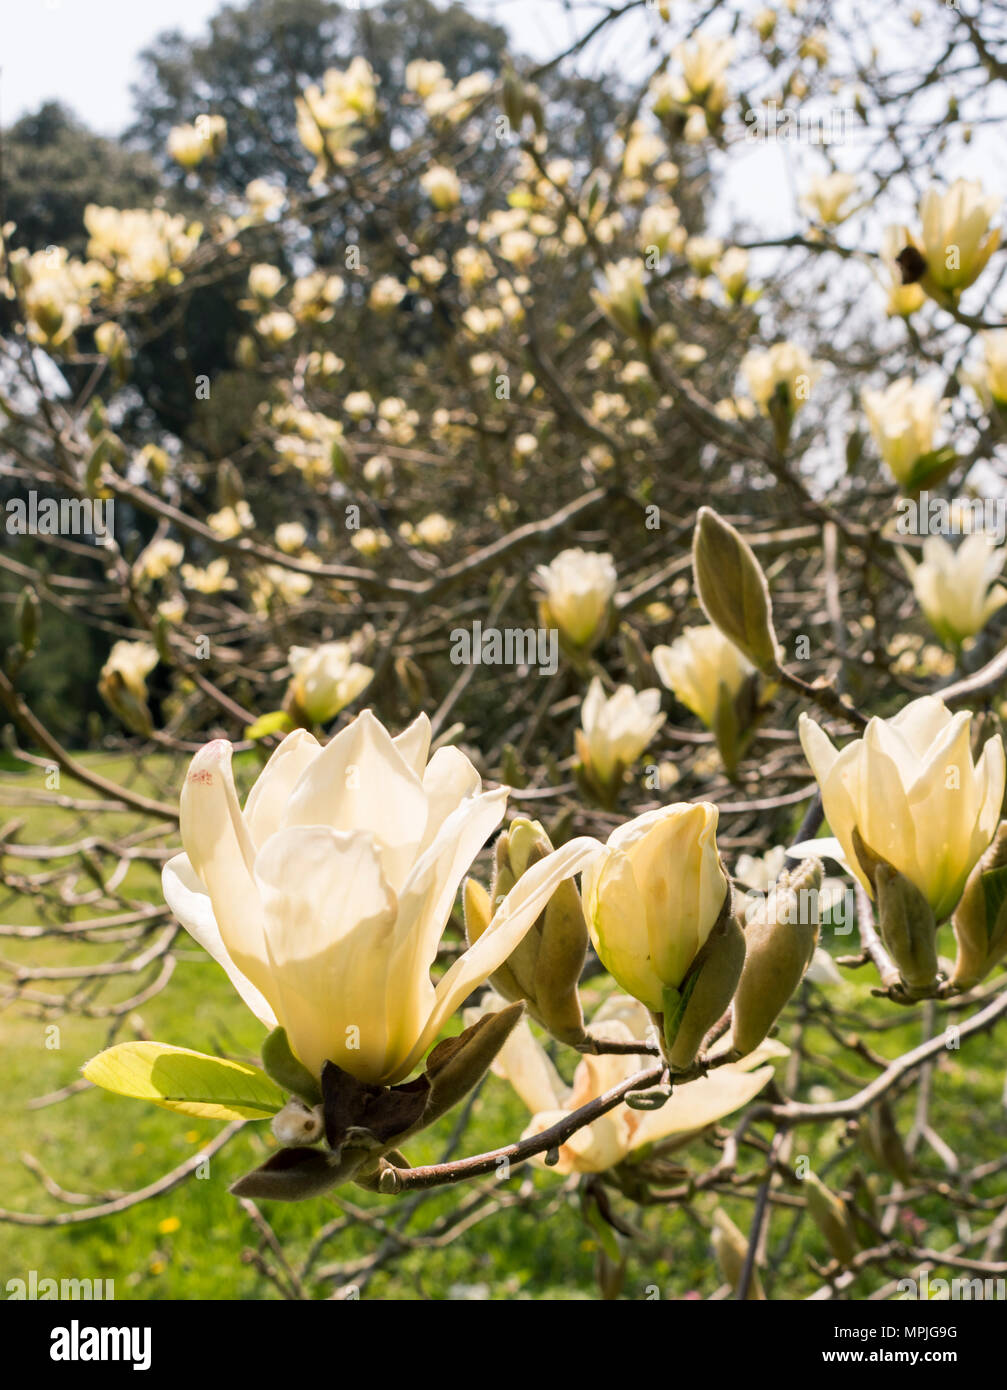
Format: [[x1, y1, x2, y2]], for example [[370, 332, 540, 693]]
[[418, 745, 483, 853], [243, 727, 321, 847], [162, 852, 278, 1029], [383, 786, 508, 1070], [254, 826, 399, 1082], [389, 836, 602, 1082], [282, 708, 429, 890], [393, 712, 432, 777], [631, 1063, 775, 1149]]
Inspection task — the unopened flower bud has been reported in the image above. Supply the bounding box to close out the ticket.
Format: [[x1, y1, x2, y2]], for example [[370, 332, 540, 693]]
[[852, 827, 939, 994], [951, 821, 1007, 989], [467, 818, 588, 1044], [804, 1172, 859, 1267], [692, 507, 780, 676], [661, 901, 746, 1071], [731, 859, 821, 1056], [711, 1208, 765, 1300]]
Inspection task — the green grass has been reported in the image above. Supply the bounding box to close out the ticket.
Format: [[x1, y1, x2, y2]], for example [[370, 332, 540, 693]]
[[1, 753, 1005, 1299]]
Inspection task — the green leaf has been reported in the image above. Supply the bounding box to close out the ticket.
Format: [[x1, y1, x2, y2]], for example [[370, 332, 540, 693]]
[[903, 446, 957, 492], [245, 710, 295, 741], [261, 1027, 322, 1106], [82, 1042, 286, 1121]]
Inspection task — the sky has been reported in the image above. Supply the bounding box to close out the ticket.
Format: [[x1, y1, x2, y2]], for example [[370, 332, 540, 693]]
[[1, 0, 613, 134]]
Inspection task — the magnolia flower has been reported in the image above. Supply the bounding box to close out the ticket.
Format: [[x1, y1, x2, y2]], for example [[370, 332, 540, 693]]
[[653, 625, 754, 729], [799, 696, 1005, 921], [167, 124, 209, 170], [685, 235, 723, 276], [101, 640, 158, 699], [98, 640, 159, 735], [583, 803, 728, 1010], [801, 172, 858, 226], [900, 534, 1007, 648], [162, 711, 600, 1084], [287, 642, 373, 724], [879, 225, 926, 317], [248, 263, 285, 299], [590, 259, 651, 340], [741, 342, 818, 417], [908, 180, 1001, 298], [535, 547, 617, 651], [420, 164, 461, 211], [576, 678, 665, 787], [639, 204, 686, 258], [862, 377, 947, 487], [671, 34, 733, 115], [471, 993, 781, 1175], [716, 247, 749, 301], [967, 331, 1007, 408], [274, 522, 307, 553], [133, 538, 184, 584]]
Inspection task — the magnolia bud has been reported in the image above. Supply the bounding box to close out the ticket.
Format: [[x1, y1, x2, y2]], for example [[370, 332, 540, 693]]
[[731, 859, 821, 1057], [15, 586, 39, 655], [661, 900, 745, 1071], [951, 821, 1007, 989], [467, 819, 588, 1044], [711, 1208, 765, 1300], [692, 507, 780, 675], [804, 1173, 858, 1267], [867, 860, 938, 994]]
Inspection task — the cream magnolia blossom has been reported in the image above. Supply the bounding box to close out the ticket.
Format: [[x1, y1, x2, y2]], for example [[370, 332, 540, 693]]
[[472, 993, 781, 1175], [162, 711, 601, 1085], [862, 377, 947, 487], [910, 179, 1001, 296], [741, 341, 818, 416], [652, 625, 754, 729], [670, 34, 733, 114], [101, 640, 158, 698], [879, 225, 927, 317], [590, 259, 651, 340], [800, 172, 858, 225], [799, 697, 1005, 921], [583, 802, 729, 1010], [576, 678, 665, 786], [420, 165, 461, 211], [968, 331, 1007, 407], [535, 547, 617, 650], [715, 247, 749, 300], [287, 642, 374, 723], [900, 534, 1007, 648]]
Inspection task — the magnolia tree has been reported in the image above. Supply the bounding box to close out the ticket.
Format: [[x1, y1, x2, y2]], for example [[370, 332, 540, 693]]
[[2, 0, 1007, 1302]]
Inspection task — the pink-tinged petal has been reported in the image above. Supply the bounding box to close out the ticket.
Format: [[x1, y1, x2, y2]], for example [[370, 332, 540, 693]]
[[179, 739, 273, 1000]]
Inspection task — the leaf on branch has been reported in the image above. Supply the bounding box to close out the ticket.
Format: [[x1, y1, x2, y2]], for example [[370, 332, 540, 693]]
[[82, 1041, 286, 1121]]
